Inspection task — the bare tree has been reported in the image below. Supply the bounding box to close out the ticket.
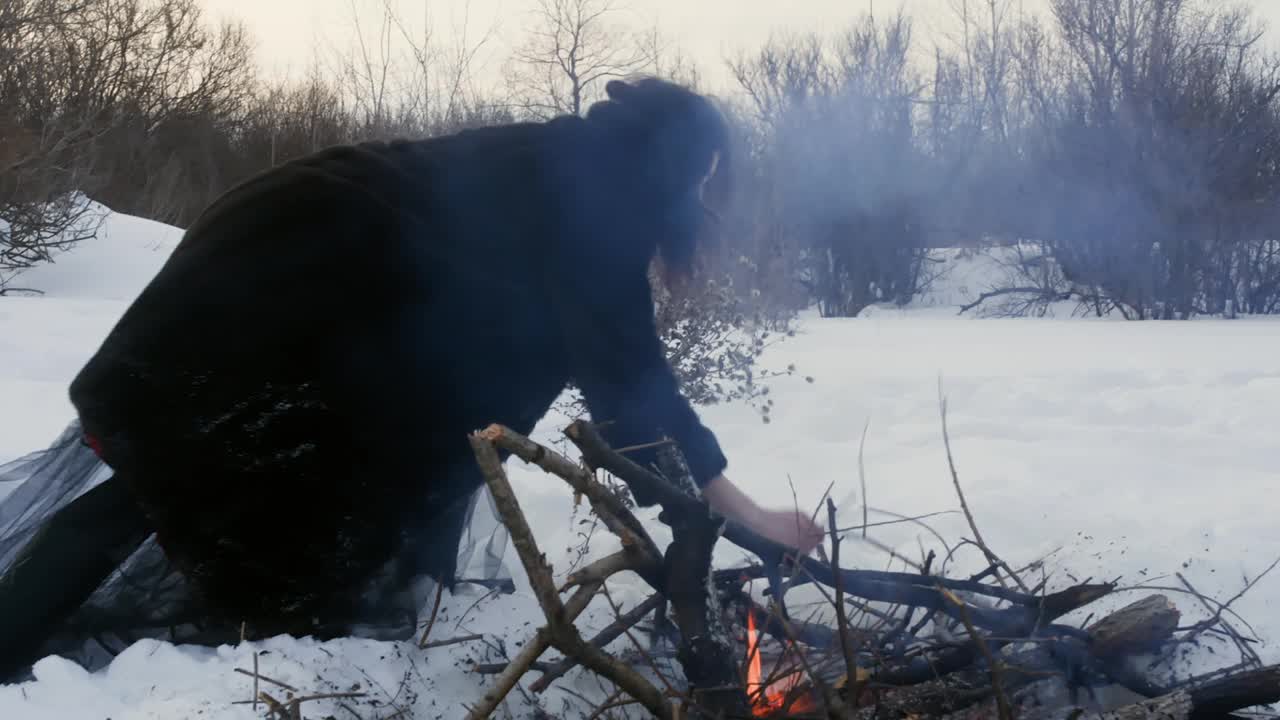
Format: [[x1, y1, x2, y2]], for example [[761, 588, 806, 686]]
[[0, 0, 105, 290], [506, 0, 651, 118], [386, 0, 501, 131], [729, 15, 942, 318], [728, 34, 830, 128], [338, 0, 399, 135], [19, 0, 258, 225], [321, 0, 503, 138], [639, 24, 702, 90], [953, 0, 1280, 319]]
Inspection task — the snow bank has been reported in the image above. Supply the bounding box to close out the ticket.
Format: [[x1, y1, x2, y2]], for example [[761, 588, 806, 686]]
[[1, 220, 1277, 718], [11, 201, 181, 302]]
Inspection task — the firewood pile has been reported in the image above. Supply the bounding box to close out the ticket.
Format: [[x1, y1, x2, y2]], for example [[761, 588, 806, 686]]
[[461, 418, 1280, 720]]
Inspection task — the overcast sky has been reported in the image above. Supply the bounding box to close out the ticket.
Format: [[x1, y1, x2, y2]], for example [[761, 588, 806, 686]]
[[199, 0, 1280, 92]]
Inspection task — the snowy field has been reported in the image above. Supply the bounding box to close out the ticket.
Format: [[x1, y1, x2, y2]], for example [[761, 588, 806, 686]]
[[0, 208, 1277, 718]]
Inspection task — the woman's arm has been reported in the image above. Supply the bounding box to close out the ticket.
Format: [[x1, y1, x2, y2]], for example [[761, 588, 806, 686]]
[[702, 474, 824, 555], [546, 265, 822, 554]]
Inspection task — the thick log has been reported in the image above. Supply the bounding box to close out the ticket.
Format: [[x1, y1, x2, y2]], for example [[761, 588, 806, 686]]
[[965, 665, 1280, 720], [859, 595, 1183, 717], [1087, 595, 1183, 698], [872, 583, 1114, 687], [1023, 690, 1193, 720], [1088, 594, 1180, 659], [1186, 664, 1280, 719]]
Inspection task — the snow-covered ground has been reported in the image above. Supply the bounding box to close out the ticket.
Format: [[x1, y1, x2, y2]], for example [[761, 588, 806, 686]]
[[0, 209, 1277, 719]]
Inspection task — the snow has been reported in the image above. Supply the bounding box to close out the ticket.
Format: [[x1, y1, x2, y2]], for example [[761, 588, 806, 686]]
[[0, 203, 181, 464], [1, 209, 1278, 718]]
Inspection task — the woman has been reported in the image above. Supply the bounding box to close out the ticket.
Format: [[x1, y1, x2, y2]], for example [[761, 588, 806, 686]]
[[6, 78, 822, 671]]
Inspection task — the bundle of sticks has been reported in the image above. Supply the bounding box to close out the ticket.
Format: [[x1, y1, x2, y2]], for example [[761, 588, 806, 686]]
[[459, 419, 1280, 720]]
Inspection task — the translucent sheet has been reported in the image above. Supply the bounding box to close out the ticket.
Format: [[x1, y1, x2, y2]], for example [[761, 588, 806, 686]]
[[0, 420, 512, 680]]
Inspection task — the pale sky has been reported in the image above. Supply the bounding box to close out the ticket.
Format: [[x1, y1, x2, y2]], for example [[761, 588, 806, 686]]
[[200, 0, 1280, 93]]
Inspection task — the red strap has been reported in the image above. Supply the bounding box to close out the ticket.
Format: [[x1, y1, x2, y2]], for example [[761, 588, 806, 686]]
[[83, 432, 105, 459]]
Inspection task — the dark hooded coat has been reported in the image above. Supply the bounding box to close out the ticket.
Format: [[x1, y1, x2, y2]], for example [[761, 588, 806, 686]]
[[61, 78, 731, 638]]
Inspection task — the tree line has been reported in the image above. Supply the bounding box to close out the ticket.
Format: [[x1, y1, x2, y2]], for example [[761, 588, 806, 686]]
[[4, 0, 1280, 321]]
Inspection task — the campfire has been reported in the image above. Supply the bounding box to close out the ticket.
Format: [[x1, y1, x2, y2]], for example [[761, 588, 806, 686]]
[[745, 609, 816, 717], [458, 419, 1280, 720]]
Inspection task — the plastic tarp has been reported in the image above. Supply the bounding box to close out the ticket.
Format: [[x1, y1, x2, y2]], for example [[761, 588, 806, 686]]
[[0, 420, 512, 680]]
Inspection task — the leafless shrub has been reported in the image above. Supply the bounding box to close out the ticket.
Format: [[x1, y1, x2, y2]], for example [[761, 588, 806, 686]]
[[729, 13, 944, 318], [997, 0, 1280, 319], [652, 268, 808, 423], [0, 1, 108, 287], [958, 243, 1124, 318]]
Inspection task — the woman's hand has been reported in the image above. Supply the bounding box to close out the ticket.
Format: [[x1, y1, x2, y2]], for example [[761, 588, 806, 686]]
[[748, 506, 825, 556], [701, 474, 825, 557]]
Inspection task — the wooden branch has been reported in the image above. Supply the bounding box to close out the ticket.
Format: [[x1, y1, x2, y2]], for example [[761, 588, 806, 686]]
[[942, 587, 1014, 720], [552, 623, 675, 719], [1181, 554, 1280, 644], [654, 444, 749, 719], [860, 594, 1186, 717], [1093, 692, 1193, 720], [744, 600, 841, 650], [472, 574, 633, 695], [1089, 594, 1180, 659], [935, 664, 1280, 720], [1078, 595, 1178, 698], [1185, 664, 1280, 718], [1177, 572, 1264, 669], [564, 419, 1110, 636], [939, 391, 1030, 594], [479, 424, 664, 587], [765, 603, 850, 719], [827, 498, 862, 703], [853, 676, 993, 719], [562, 551, 635, 592], [255, 689, 367, 720], [472, 660, 556, 675], [479, 424, 654, 552], [530, 593, 664, 693], [873, 582, 1114, 686], [957, 286, 1074, 315], [1005, 690, 1193, 720], [421, 633, 485, 650], [256, 690, 291, 719], [565, 420, 713, 525], [471, 435, 562, 616], [467, 433, 672, 720], [417, 580, 445, 648], [467, 421, 1276, 720], [233, 667, 298, 693]]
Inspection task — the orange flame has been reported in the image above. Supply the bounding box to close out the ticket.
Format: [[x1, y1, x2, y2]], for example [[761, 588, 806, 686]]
[[745, 611, 804, 716]]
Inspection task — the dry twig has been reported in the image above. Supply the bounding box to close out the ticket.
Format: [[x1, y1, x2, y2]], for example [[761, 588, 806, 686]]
[[466, 433, 671, 720], [827, 498, 863, 705], [940, 587, 1013, 720], [530, 593, 664, 693], [417, 579, 445, 648], [938, 383, 1029, 594]]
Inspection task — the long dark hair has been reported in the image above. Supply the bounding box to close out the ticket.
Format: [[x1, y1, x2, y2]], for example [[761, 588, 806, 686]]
[[585, 77, 733, 287]]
